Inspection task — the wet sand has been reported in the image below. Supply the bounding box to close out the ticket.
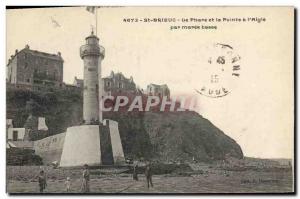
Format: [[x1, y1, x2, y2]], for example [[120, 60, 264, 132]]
[[6, 166, 293, 193]]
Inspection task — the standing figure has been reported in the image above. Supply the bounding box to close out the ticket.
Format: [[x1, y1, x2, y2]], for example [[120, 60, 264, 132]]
[[145, 163, 153, 188], [38, 170, 47, 193], [81, 164, 90, 193], [65, 177, 71, 192], [133, 163, 138, 181]]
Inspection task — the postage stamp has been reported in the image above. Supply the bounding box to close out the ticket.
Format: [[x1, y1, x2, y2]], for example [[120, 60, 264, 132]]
[[195, 43, 241, 98], [5, 6, 294, 195]]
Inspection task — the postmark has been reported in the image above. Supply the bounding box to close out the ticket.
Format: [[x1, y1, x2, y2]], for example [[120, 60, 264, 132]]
[[195, 43, 241, 98]]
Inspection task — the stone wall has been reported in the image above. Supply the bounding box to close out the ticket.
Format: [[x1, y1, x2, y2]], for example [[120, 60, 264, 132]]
[[7, 57, 17, 83], [106, 120, 125, 164], [99, 123, 114, 165], [33, 133, 65, 165]]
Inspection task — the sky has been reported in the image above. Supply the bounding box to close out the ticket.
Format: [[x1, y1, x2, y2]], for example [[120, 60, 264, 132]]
[[6, 7, 294, 159]]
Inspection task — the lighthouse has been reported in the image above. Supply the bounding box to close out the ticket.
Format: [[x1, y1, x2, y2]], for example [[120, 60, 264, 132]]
[[59, 31, 125, 167], [80, 31, 105, 124]]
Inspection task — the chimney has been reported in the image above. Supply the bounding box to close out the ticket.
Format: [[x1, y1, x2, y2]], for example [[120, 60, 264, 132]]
[[15, 49, 18, 54], [25, 44, 30, 49], [58, 52, 61, 57]]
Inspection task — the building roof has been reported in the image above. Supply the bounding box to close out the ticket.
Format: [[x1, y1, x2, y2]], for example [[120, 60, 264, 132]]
[[85, 31, 99, 41], [148, 83, 169, 89], [7, 141, 34, 148], [74, 77, 83, 84], [104, 71, 134, 83], [7, 45, 63, 65], [73, 77, 83, 88], [24, 48, 64, 61]]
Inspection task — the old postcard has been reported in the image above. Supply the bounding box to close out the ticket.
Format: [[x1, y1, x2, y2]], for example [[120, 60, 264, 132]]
[[6, 6, 294, 194]]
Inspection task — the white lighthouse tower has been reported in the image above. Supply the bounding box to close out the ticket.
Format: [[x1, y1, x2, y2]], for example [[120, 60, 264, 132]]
[[59, 29, 125, 167], [80, 31, 105, 124]]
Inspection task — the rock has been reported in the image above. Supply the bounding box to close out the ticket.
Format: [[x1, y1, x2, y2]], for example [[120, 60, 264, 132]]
[[7, 88, 243, 163]]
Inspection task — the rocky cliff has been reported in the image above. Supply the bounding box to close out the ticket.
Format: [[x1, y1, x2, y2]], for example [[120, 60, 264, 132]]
[[7, 88, 243, 162]]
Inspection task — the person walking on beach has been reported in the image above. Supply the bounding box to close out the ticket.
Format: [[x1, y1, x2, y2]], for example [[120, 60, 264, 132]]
[[65, 177, 71, 192], [145, 163, 153, 188], [133, 163, 138, 181], [38, 170, 47, 193], [81, 164, 90, 193]]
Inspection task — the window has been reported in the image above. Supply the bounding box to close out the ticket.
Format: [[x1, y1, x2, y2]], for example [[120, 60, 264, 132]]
[[106, 81, 111, 87], [88, 68, 96, 72], [118, 83, 122, 88], [12, 130, 18, 141], [24, 63, 28, 69], [26, 78, 30, 83]]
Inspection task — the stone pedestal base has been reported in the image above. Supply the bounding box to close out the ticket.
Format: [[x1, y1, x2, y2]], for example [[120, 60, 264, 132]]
[[60, 125, 101, 167], [59, 120, 125, 167], [104, 120, 125, 164]]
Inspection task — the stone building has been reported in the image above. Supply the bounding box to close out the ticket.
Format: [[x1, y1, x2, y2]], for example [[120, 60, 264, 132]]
[[6, 45, 64, 87], [74, 71, 137, 95], [7, 125, 26, 141], [6, 119, 33, 149], [147, 83, 170, 98], [73, 76, 84, 88], [103, 71, 136, 95], [6, 116, 49, 150]]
